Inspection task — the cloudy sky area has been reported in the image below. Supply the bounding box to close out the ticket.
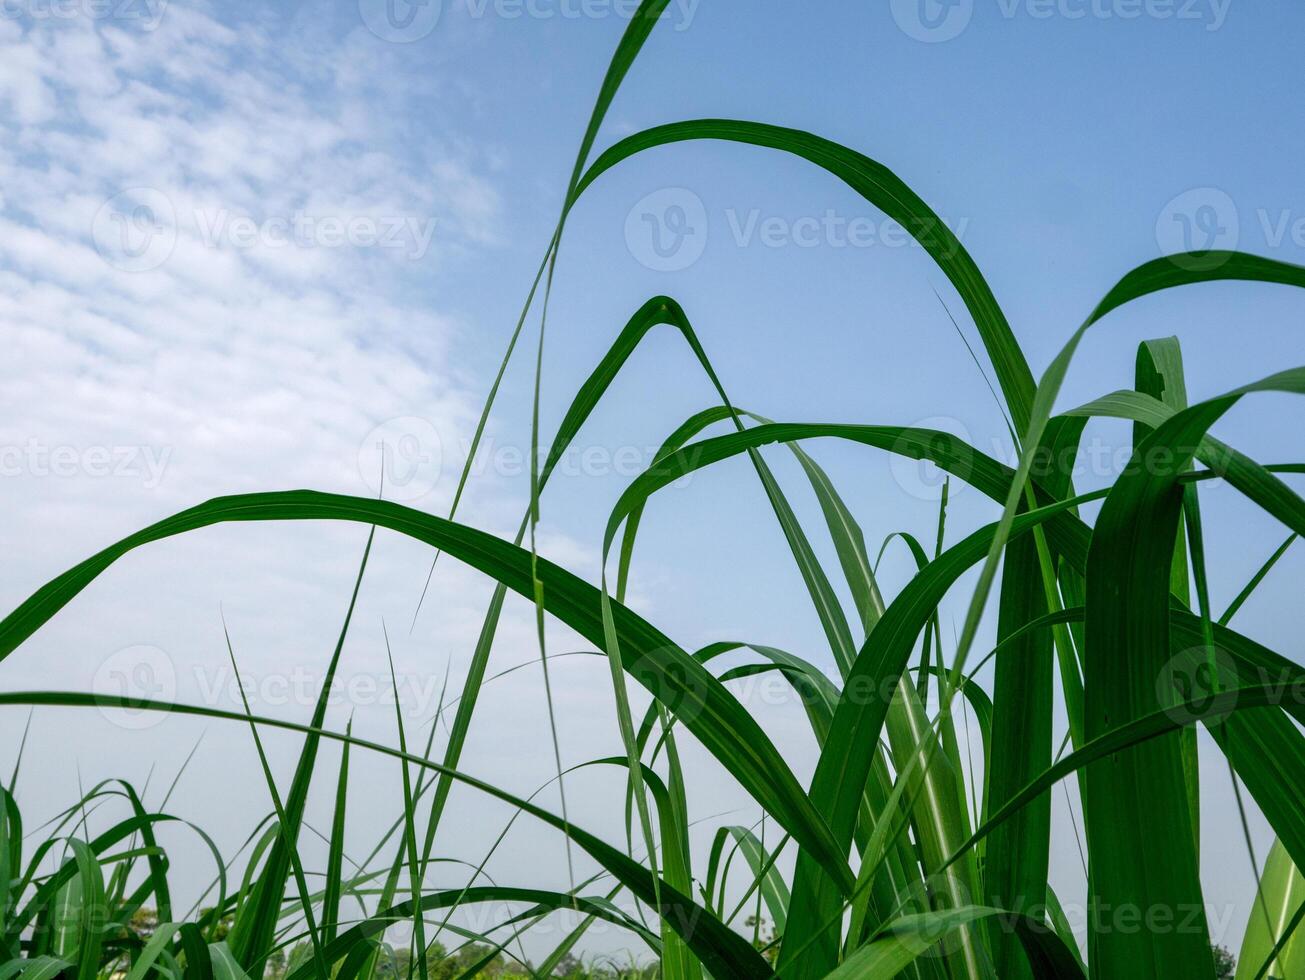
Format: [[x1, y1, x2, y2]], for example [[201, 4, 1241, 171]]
[[0, 0, 1303, 964]]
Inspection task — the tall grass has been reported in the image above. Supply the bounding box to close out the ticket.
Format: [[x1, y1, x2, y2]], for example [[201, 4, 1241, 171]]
[[4, 2, 1305, 978]]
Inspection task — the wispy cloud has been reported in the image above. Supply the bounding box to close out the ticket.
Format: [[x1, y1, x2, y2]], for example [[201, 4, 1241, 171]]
[[0, 8, 696, 949], [0, 3, 507, 522]]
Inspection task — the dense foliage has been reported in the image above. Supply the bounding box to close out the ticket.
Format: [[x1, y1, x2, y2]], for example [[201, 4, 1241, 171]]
[[2, 3, 1303, 978]]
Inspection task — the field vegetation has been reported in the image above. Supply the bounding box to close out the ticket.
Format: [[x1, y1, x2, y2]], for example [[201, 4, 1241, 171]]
[[2, 2, 1304, 978]]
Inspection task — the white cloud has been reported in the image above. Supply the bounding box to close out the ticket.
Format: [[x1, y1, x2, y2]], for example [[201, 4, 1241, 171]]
[[0, 5, 686, 964], [0, 3, 512, 521]]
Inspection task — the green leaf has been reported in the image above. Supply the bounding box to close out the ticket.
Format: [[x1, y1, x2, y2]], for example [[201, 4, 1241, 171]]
[[574, 120, 1036, 433], [228, 528, 375, 975], [1236, 841, 1305, 980], [322, 718, 352, 947], [828, 907, 1085, 980], [0, 490, 848, 904], [0, 691, 772, 980]]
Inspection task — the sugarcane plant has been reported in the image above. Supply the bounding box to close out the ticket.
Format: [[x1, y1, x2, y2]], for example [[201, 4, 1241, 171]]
[[1, 2, 1304, 978]]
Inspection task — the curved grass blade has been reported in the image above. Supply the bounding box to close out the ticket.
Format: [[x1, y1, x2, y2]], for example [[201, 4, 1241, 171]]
[[0, 691, 773, 980], [322, 717, 351, 947], [827, 906, 1084, 980], [1220, 534, 1297, 627], [573, 120, 1036, 433], [68, 839, 105, 980], [0, 491, 848, 901], [1236, 840, 1305, 980], [221, 629, 328, 980], [228, 527, 375, 975]]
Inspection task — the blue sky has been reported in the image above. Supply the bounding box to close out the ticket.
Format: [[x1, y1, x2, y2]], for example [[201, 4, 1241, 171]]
[[0, 0, 1302, 964]]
